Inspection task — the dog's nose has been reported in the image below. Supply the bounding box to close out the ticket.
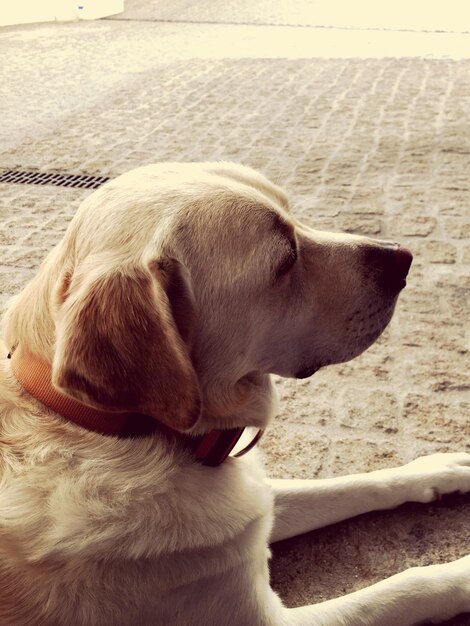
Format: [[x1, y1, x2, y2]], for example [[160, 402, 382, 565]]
[[366, 244, 413, 291], [394, 246, 413, 279]]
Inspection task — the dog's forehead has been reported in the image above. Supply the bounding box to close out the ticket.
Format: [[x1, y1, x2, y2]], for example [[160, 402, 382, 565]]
[[172, 183, 288, 247]]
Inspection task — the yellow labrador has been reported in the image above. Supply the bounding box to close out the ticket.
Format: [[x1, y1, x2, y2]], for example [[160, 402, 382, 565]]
[[1, 162, 469, 625]]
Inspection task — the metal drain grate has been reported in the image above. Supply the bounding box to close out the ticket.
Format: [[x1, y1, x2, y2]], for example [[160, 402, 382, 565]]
[[0, 169, 110, 189]]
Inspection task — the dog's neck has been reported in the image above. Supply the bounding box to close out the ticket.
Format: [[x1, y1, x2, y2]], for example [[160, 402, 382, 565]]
[[8, 344, 262, 466]]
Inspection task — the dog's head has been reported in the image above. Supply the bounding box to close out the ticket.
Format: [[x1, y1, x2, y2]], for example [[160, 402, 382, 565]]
[[4, 163, 412, 434]]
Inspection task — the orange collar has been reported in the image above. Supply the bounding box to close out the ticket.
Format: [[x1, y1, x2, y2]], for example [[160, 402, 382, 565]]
[[8, 345, 262, 466]]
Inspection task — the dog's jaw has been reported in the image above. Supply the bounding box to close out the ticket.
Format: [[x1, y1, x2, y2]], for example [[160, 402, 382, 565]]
[[189, 372, 279, 435]]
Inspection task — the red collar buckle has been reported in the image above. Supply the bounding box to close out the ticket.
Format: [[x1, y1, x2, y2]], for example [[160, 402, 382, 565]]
[[194, 427, 264, 466]]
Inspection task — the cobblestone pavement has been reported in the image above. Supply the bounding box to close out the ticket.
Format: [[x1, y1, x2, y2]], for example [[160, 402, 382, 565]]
[[0, 12, 469, 623]]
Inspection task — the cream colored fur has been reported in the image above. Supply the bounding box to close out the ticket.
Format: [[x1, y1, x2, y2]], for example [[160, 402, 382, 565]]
[[1, 163, 469, 625]]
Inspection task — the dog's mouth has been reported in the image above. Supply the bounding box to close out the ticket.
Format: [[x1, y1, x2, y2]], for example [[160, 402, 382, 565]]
[[295, 363, 321, 379], [335, 298, 397, 365]]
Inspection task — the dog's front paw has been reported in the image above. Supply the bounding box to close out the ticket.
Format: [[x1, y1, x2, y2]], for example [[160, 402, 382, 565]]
[[399, 452, 470, 503], [421, 554, 470, 622]]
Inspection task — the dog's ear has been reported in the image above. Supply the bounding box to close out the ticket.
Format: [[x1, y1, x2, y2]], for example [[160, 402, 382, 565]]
[[51, 257, 200, 432]]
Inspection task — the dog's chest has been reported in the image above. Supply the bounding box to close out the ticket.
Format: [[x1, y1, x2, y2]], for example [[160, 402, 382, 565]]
[[1, 439, 274, 624]]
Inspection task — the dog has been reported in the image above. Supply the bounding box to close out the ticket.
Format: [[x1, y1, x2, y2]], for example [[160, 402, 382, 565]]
[[1, 162, 469, 625]]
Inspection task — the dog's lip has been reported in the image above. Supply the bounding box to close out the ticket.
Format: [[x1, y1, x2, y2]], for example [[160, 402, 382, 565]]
[[295, 364, 320, 379]]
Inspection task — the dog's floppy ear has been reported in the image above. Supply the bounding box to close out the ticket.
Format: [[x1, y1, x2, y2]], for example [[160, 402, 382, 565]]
[[52, 257, 200, 432]]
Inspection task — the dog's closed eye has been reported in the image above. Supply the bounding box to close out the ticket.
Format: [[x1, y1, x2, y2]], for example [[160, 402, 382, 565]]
[[275, 243, 297, 278], [271, 214, 298, 280]]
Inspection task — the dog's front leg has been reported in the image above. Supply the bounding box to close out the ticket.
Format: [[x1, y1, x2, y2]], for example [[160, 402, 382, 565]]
[[267, 452, 470, 542], [282, 554, 470, 626]]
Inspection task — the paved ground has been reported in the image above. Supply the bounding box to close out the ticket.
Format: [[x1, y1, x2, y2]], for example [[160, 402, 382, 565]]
[[0, 3, 469, 623]]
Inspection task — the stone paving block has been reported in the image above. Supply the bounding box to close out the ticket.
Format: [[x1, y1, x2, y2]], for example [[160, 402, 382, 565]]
[[260, 424, 330, 479], [445, 217, 470, 239], [337, 388, 400, 433], [394, 215, 438, 237], [329, 439, 403, 476], [415, 240, 458, 263], [338, 213, 382, 235], [462, 243, 470, 263], [403, 395, 470, 447]]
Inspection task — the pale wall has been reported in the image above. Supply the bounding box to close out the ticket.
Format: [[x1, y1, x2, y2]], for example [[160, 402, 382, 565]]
[[0, 0, 123, 26]]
